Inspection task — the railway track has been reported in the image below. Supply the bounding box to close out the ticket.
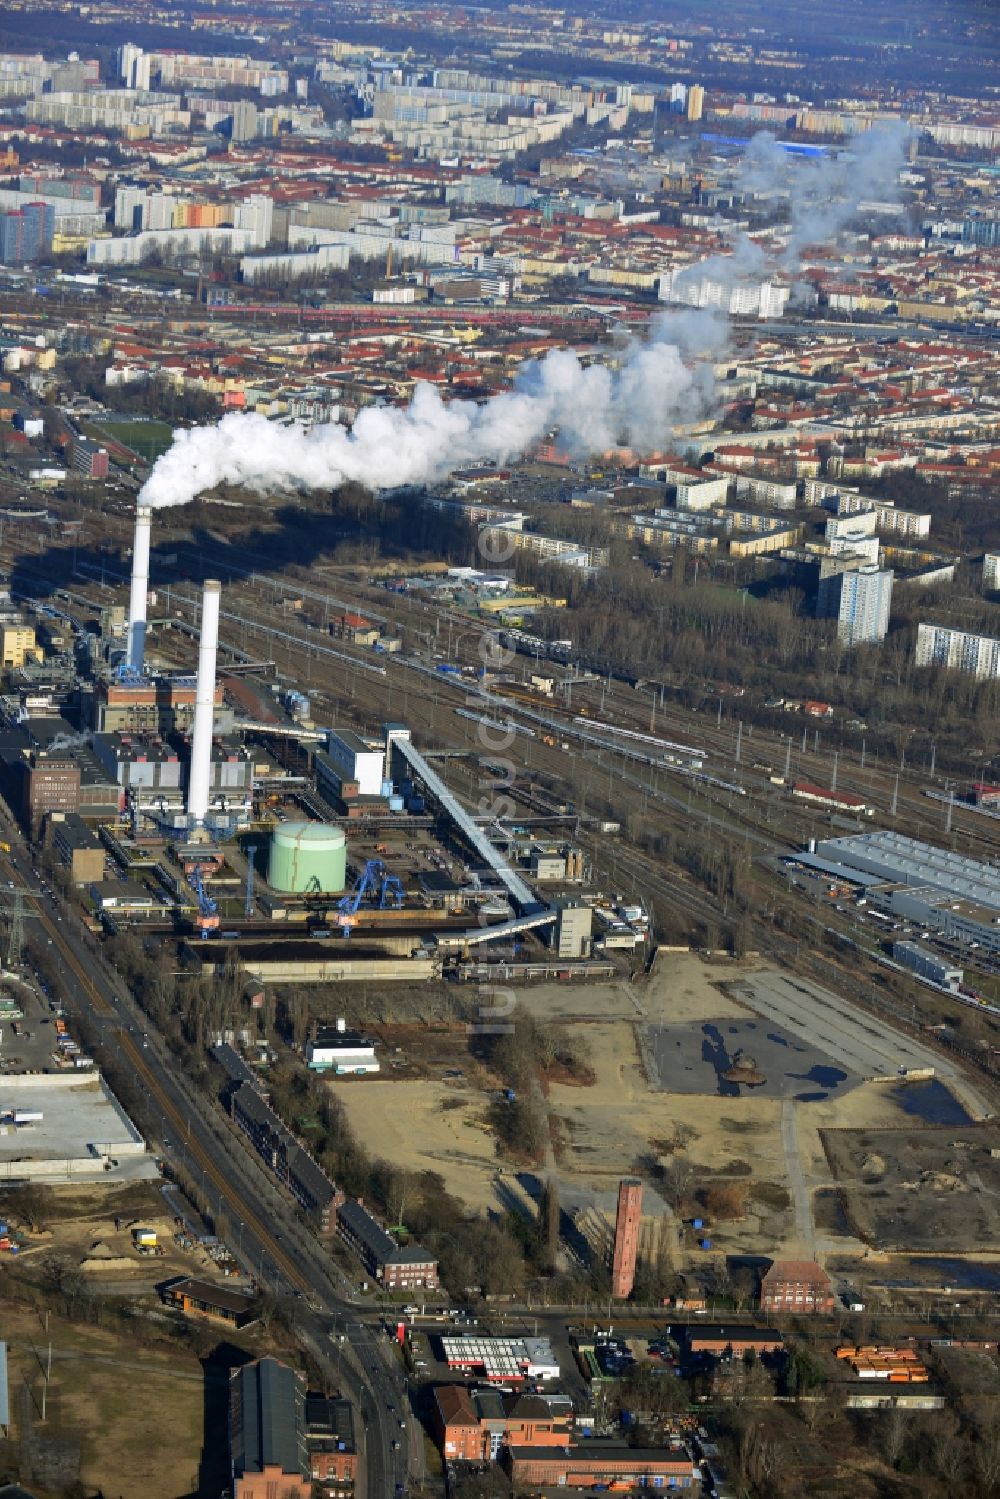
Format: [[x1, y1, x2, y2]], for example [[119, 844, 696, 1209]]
[[11, 858, 313, 1296]]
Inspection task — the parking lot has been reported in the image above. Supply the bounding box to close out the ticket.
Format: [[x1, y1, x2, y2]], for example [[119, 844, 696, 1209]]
[[0, 978, 67, 1074], [725, 971, 978, 1098]]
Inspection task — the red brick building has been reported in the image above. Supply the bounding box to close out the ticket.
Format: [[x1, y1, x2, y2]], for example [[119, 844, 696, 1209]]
[[330, 611, 379, 646], [760, 1258, 835, 1315], [23, 753, 80, 833], [611, 1177, 642, 1299], [336, 1197, 438, 1289], [684, 1324, 784, 1358], [430, 1385, 570, 1463], [306, 1393, 358, 1490], [505, 1442, 697, 1490]]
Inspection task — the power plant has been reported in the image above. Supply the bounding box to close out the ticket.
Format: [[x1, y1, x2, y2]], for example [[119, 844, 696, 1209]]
[[8, 501, 624, 984]]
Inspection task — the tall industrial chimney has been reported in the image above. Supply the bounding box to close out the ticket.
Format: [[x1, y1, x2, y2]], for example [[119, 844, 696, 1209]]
[[126, 504, 153, 673], [187, 579, 221, 826]]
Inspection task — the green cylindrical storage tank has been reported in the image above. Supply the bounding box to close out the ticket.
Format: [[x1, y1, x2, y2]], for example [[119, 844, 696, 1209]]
[[268, 822, 347, 894]]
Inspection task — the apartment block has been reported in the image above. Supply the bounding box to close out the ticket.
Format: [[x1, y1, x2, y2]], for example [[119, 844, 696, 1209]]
[[817, 565, 893, 647], [336, 1198, 438, 1289], [915, 622, 1000, 679]]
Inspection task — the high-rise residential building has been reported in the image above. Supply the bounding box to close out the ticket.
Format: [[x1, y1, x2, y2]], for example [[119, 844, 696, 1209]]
[[984, 554, 1000, 593], [817, 565, 892, 647], [686, 84, 704, 122], [962, 215, 1000, 249], [118, 43, 152, 90], [235, 193, 274, 248], [0, 201, 55, 263], [610, 1178, 642, 1299], [231, 99, 259, 142], [915, 622, 1000, 680]]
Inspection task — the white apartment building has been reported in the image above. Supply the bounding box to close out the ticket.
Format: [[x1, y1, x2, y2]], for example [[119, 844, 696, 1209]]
[[835, 491, 931, 540], [817, 565, 893, 647], [915, 622, 1000, 679], [660, 264, 790, 319], [735, 474, 799, 510]]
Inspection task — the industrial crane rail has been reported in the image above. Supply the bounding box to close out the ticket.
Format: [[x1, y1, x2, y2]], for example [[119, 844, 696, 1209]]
[[390, 733, 538, 912]]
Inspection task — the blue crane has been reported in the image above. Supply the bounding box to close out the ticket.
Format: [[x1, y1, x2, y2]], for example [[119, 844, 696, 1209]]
[[188, 864, 220, 939], [336, 858, 405, 937]]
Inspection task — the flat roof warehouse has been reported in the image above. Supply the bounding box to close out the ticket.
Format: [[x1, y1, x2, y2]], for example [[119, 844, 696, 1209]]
[[814, 831, 1000, 912]]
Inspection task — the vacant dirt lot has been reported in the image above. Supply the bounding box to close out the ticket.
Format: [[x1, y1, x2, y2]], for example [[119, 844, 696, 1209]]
[[331, 1075, 501, 1210], [823, 1123, 1000, 1252], [3, 1302, 211, 1498], [335, 952, 945, 1263]]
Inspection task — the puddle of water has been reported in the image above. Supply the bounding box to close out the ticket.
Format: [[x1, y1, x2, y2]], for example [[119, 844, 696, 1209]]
[[892, 1080, 972, 1126], [923, 1258, 1000, 1291], [807, 1065, 847, 1087], [788, 1064, 848, 1090]]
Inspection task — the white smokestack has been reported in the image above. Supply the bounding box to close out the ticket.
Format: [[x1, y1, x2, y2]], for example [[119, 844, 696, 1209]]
[[187, 579, 221, 825], [127, 505, 153, 672]]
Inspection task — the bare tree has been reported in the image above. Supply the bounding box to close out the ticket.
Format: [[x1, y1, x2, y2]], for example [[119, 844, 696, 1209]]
[[974, 1422, 1000, 1494], [880, 1405, 907, 1470]]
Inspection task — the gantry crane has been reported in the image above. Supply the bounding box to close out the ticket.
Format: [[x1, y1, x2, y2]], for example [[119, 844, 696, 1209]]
[[335, 859, 405, 937]]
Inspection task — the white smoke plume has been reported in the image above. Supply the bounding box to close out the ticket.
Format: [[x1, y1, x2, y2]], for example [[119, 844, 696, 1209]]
[[674, 232, 768, 298], [45, 731, 92, 752], [737, 122, 912, 272], [138, 310, 726, 509]]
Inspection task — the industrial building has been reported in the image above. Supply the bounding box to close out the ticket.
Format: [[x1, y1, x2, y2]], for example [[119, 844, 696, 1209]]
[[556, 900, 593, 959], [48, 811, 105, 884], [0, 1073, 152, 1183], [305, 1021, 379, 1075], [0, 622, 42, 669], [91, 675, 225, 737], [892, 940, 963, 991], [229, 1357, 311, 1499], [335, 1197, 438, 1288], [324, 729, 386, 796], [815, 832, 1000, 914], [813, 832, 1000, 955]]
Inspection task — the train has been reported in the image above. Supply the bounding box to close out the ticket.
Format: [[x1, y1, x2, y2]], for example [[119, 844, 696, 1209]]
[[499, 629, 573, 665]]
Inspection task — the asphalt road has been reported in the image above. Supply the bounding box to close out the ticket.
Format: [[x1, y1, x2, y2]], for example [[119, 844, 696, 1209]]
[[0, 809, 414, 1499]]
